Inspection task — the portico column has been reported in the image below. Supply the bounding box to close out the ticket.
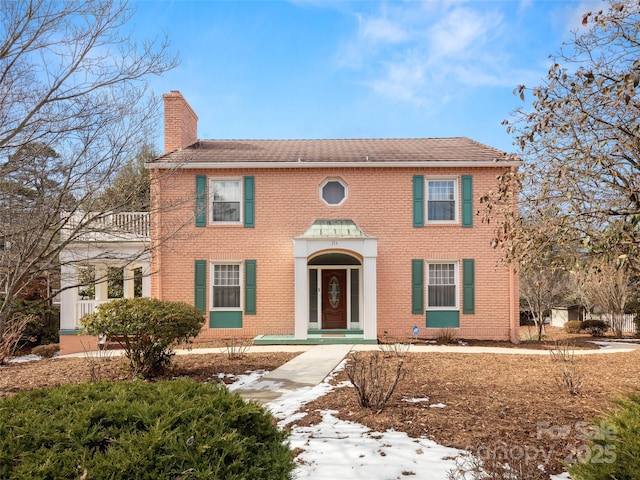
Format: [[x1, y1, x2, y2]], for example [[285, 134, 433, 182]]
[[294, 256, 308, 339], [362, 255, 377, 340]]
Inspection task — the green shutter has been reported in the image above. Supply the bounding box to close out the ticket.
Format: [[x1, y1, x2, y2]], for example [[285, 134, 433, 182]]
[[245, 259, 256, 314], [411, 259, 424, 314], [244, 176, 255, 228], [413, 176, 424, 227], [463, 259, 475, 314], [194, 260, 207, 312], [461, 175, 473, 227], [195, 175, 207, 227]]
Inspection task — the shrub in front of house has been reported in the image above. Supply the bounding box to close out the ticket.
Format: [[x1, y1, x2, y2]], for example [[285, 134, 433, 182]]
[[80, 297, 204, 378], [564, 320, 583, 334], [580, 319, 608, 337], [568, 392, 640, 480], [0, 379, 295, 480]]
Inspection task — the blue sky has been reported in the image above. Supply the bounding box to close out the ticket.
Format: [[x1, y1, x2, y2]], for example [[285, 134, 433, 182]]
[[133, 0, 600, 154]]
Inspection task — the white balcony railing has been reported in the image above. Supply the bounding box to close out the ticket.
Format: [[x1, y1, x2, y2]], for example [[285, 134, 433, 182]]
[[62, 212, 150, 241]]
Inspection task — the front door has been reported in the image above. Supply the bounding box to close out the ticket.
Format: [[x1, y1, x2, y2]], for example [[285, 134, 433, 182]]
[[322, 269, 347, 329]]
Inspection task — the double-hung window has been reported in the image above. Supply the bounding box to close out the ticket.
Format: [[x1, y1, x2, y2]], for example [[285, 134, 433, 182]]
[[427, 262, 457, 308], [212, 264, 241, 309], [210, 179, 241, 223], [427, 179, 456, 222]]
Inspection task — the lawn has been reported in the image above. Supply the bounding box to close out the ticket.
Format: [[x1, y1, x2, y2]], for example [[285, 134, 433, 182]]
[[1, 327, 638, 478]]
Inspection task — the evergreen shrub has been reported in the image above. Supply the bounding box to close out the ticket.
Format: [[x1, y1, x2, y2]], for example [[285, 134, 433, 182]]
[[81, 298, 204, 378], [0, 379, 294, 479]]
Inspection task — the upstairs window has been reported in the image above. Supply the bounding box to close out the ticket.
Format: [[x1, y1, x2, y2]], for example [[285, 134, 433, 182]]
[[320, 178, 347, 206], [427, 179, 457, 222], [210, 179, 241, 223]]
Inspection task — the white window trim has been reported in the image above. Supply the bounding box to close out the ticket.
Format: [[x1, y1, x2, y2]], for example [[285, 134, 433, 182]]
[[320, 178, 348, 206], [210, 261, 243, 311], [209, 178, 243, 225], [426, 260, 459, 310], [426, 177, 458, 224]]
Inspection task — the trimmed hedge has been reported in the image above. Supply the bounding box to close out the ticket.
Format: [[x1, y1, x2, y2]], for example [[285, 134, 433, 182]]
[[0, 380, 294, 479]]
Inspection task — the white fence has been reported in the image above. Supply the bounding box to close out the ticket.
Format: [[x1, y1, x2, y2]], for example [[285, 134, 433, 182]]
[[585, 313, 636, 333]]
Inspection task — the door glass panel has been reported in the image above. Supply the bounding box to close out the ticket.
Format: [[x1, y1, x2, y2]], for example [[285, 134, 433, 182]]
[[350, 269, 359, 323], [328, 275, 340, 308], [309, 269, 318, 323]]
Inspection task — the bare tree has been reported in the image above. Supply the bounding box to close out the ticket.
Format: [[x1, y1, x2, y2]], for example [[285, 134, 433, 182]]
[[520, 264, 568, 341], [0, 0, 177, 336], [587, 259, 630, 338], [485, 1, 640, 275]]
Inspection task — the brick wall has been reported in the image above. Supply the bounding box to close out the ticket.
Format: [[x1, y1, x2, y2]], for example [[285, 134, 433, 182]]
[[163, 91, 198, 153], [151, 165, 518, 342]]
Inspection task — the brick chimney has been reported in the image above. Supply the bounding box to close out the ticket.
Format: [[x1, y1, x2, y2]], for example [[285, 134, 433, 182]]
[[163, 90, 198, 154]]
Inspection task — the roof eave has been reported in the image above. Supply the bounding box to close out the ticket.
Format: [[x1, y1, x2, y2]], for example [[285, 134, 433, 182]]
[[146, 160, 522, 169]]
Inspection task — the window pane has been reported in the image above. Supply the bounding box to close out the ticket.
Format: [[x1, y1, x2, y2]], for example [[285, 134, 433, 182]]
[[428, 201, 455, 221], [322, 181, 346, 205], [428, 180, 455, 221], [213, 264, 240, 308], [428, 263, 456, 307], [428, 285, 456, 307], [211, 180, 241, 222]]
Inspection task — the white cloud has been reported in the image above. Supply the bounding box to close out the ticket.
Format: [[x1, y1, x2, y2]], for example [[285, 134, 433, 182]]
[[357, 13, 408, 45], [335, 1, 558, 111], [428, 7, 503, 59]]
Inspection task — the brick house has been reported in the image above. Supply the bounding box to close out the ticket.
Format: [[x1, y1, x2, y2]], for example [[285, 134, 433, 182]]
[[143, 91, 519, 346]]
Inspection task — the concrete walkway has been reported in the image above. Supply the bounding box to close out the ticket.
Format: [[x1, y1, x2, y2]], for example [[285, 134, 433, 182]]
[[235, 344, 353, 403]]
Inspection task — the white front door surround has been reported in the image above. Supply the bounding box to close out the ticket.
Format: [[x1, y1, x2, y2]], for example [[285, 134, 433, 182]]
[[293, 234, 377, 340]]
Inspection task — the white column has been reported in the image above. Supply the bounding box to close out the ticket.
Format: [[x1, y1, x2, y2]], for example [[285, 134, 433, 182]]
[[95, 265, 108, 301], [294, 256, 308, 339], [59, 264, 78, 330], [362, 256, 377, 340], [123, 267, 134, 298]]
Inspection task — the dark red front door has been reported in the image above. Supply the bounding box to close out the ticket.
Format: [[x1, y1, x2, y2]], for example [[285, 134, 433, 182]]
[[322, 269, 347, 329]]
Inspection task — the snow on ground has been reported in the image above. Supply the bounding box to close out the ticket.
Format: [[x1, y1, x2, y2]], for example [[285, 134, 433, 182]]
[[6, 353, 574, 478], [261, 360, 464, 479], [7, 354, 41, 363]]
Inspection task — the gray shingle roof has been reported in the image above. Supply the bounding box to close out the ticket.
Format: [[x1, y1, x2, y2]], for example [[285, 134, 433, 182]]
[[148, 137, 513, 167]]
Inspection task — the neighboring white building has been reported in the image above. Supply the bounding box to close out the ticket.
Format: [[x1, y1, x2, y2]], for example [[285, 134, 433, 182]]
[[58, 212, 151, 353]]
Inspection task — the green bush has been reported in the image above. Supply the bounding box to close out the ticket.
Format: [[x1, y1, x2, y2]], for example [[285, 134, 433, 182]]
[[1, 295, 60, 347], [565, 320, 583, 334], [81, 298, 204, 378], [568, 392, 640, 479], [0, 379, 295, 480], [580, 319, 609, 337]]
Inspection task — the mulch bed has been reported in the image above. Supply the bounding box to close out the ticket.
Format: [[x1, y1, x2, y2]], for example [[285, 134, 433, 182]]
[[2, 328, 639, 478]]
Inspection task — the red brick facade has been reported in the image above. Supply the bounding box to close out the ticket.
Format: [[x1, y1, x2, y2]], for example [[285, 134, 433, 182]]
[[150, 165, 519, 343]]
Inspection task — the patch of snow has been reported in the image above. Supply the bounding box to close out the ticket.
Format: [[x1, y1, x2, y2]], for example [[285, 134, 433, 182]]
[[429, 403, 447, 409], [7, 354, 41, 364], [402, 397, 430, 403], [225, 370, 270, 391], [289, 410, 462, 479], [550, 473, 571, 479]]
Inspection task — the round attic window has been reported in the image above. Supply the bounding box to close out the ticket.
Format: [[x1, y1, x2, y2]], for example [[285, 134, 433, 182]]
[[320, 179, 347, 206]]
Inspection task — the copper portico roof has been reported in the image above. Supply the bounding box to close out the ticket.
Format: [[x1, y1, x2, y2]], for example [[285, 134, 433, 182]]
[[147, 137, 518, 169]]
